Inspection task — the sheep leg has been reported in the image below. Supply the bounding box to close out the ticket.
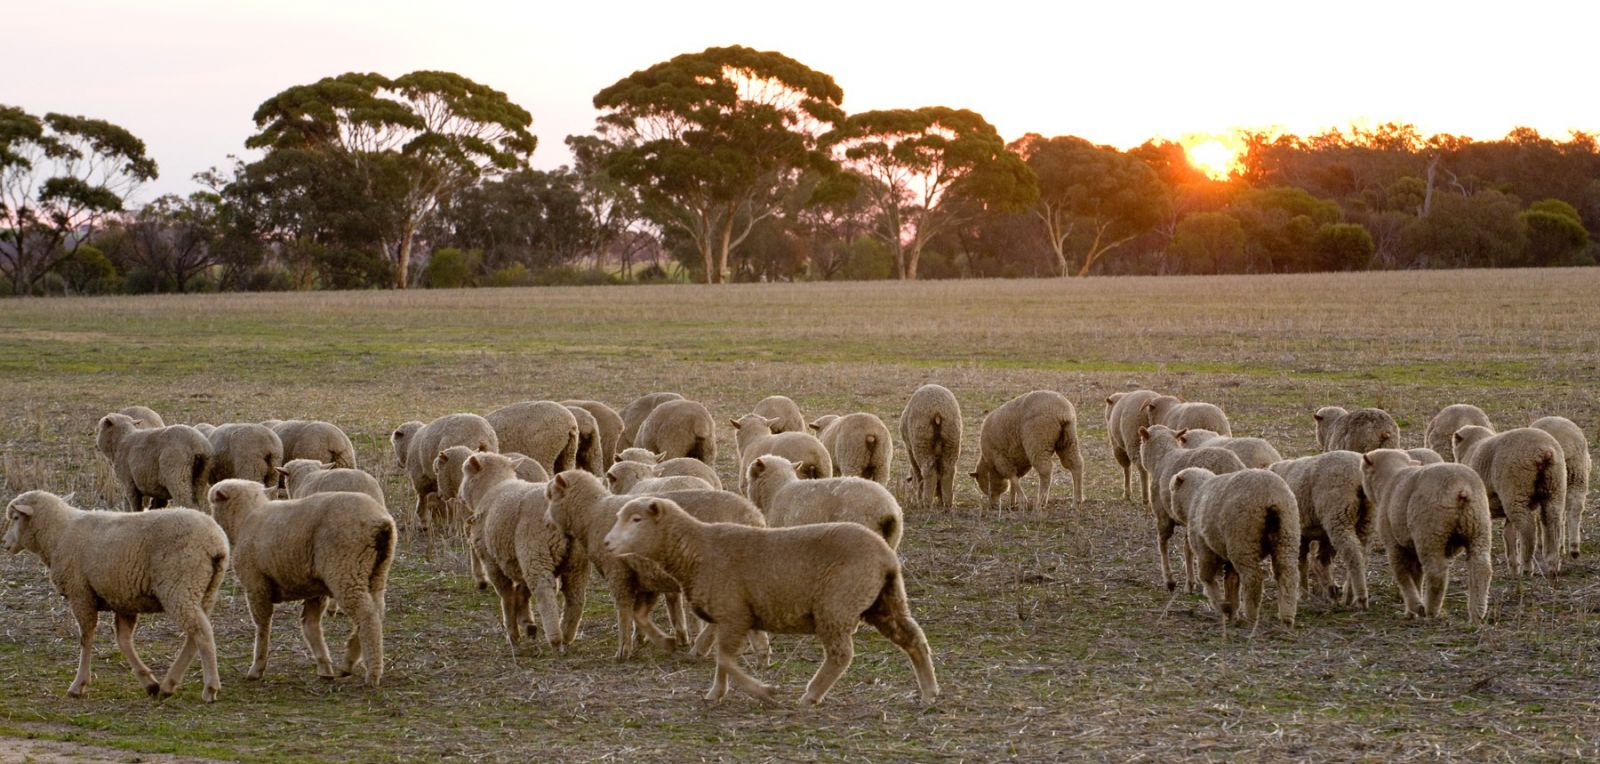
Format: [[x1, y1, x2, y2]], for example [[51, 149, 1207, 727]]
[[1538, 502, 1563, 582], [1388, 546, 1424, 618], [1182, 532, 1199, 594], [1314, 541, 1339, 601], [340, 590, 384, 687], [1466, 548, 1493, 625], [1238, 565, 1265, 631], [67, 605, 98, 697], [864, 588, 940, 704], [469, 545, 490, 591], [1007, 477, 1025, 513], [559, 568, 589, 647], [1501, 516, 1523, 577], [1420, 556, 1450, 619], [124, 483, 144, 513], [612, 586, 637, 661], [245, 595, 275, 681], [1116, 449, 1132, 500], [299, 597, 337, 678], [1512, 511, 1539, 579], [1566, 477, 1585, 558], [486, 571, 523, 649], [1155, 514, 1178, 592], [1032, 461, 1053, 516], [1332, 530, 1369, 609], [938, 458, 956, 511], [712, 623, 776, 705], [800, 628, 854, 706], [748, 630, 772, 668], [162, 605, 220, 703], [630, 593, 676, 653], [112, 613, 159, 696], [1194, 547, 1226, 623], [512, 583, 536, 641], [692, 621, 717, 658], [705, 655, 730, 702], [666, 592, 690, 647]]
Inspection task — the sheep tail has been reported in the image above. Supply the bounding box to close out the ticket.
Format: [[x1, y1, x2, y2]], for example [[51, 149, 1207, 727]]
[[879, 514, 900, 545], [263, 451, 279, 488], [862, 434, 880, 481], [205, 551, 227, 605], [689, 435, 711, 463], [192, 453, 211, 504], [1531, 448, 1560, 508], [1054, 418, 1073, 454], [370, 524, 395, 589]]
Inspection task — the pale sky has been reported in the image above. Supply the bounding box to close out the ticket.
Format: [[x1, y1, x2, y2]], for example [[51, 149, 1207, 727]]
[[8, 0, 1598, 200]]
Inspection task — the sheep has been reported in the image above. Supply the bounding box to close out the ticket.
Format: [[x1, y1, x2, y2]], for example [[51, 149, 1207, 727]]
[[1268, 451, 1373, 608], [1407, 448, 1445, 465], [1138, 425, 1249, 592], [193, 423, 215, 437], [278, 459, 385, 504], [655, 457, 722, 490], [732, 413, 833, 492], [602, 497, 939, 706], [3, 491, 227, 702], [1141, 395, 1232, 436], [203, 423, 284, 488], [607, 460, 713, 494], [1425, 404, 1493, 462], [746, 455, 903, 549], [485, 401, 579, 474], [606, 460, 657, 494], [618, 392, 684, 450], [1170, 468, 1301, 629], [614, 447, 658, 465], [901, 384, 962, 511], [811, 413, 893, 486], [1314, 406, 1399, 453], [436, 446, 549, 509], [1177, 428, 1283, 469], [1454, 425, 1567, 579], [95, 413, 212, 512], [752, 395, 806, 434], [116, 405, 166, 429], [972, 391, 1084, 515], [207, 479, 395, 686], [565, 404, 605, 476], [623, 475, 715, 494], [265, 420, 357, 470], [1360, 449, 1492, 622], [399, 413, 498, 532], [1531, 416, 1590, 558], [636, 399, 717, 465], [1105, 390, 1162, 503], [390, 421, 423, 468]]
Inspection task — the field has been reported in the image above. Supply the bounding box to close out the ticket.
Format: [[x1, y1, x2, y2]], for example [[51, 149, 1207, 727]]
[[1, 270, 1598, 762]]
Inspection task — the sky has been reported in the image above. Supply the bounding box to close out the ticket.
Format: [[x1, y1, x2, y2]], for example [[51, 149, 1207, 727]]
[[7, 0, 1599, 200]]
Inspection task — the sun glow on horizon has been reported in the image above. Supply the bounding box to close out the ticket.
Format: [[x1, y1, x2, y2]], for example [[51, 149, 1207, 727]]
[[1182, 138, 1241, 181]]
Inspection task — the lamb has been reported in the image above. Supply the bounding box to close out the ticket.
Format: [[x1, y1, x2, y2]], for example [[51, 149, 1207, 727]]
[[3, 491, 227, 702], [265, 420, 357, 470], [95, 413, 212, 512], [278, 459, 385, 504], [1531, 416, 1590, 558], [390, 421, 423, 468], [399, 413, 498, 531], [607, 460, 713, 494], [565, 404, 605, 476], [971, 391, 1084, 514], [614, 447, 658, 465], [1314, 406, 1400, 453], [811, 413, 893, 486], [1177, 428, 1283, 469], [485, 401, 579, 474], [900, 384, 962, 511], [1360, 449, 1492, 622], [635, 399, 717, 464], [746, 455, 903, 549], [1170, 468, 1301, 629], [203, 423, 284, 488], [1105, 390, 1161, 503], [618, 392, 684, 450], [655, 457, 722, 489], [1141, 395, 1232, 436], [1424, 404, 1493, 461], [116, 405, 166, 429], [561, 400, 623, 469], [1268, 451, 1373, 608], [1454, 425, 1567, 579], [732, 413, 833, 491], [1138, 425, 1249, 592], [207, 479, 395, 686], [602, 497, 939, 706], [1407, 448, 1445, 465], [752, 395, 806, 434]]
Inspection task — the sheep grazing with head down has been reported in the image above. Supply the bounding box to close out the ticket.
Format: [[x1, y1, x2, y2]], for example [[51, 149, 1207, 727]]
[[618, 392, 684, 450], [732, 413, 833, 492], [1170, 468, 1301, 629], [486, 401, 579, 475], [752, 395, 806, 435], [95, 413, 212, 512], [1177, 428, 1283, 469], [901, 384, 962, 511], [1453, 425, 1566, 580], [561, 399, 623, 468], [397, 413, 498, 532], [278, 459, 385, 504], [1314, 406, 1400, 453], [1105, 390, 1162, 503], [1361, 449, 1492, 622], [1138, 425, 1248, 592], [1269, 451, 1374, 608], [603, 496, 939, 706], [746, 455, 903, 549], [116, 406, 166, 429], [390, 421, 423, 468], [1530, 416, 1589, 558], [1424, 404, 1493, 462], [265, 420, 357, 470], [208, 479, 395, 686], [811, 413, 893, 487], [4, 491, 227, 702], [636, 399, 717, 465], [972, 391, 1084, 515], [204, 423, 284, 488], [1141, 395, 1232, 436]]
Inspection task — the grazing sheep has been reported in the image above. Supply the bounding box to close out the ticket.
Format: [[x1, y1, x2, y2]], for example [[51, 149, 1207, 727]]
[[565, 404, 605, 476], [1531, 416, 1590, 558], [1178, 429, 1283, 469], [436, 446, 549, 508], [561, 400, 623, 468], [400, 413, 498, 531], [746, 455, 903, 549], [732, 414, 833, 492], [636, 399, 717, 465], [1171, 468, 1301, 629], [390, 421, 423, 468], [1314, 407, 1400, 453], [812, 413, 893, 486], [1454, 425, 1567, 579], [3, 491, 227, 702], [1269, 451, 1373, 608], [752, 395, 807, 434], [618, 392, 684, 450], [116, 406, 166, 429], [266, 420, 357, 470], [96, 413, 212, 512], [1425, 404, 1493, 462], [624, 475, 716, 495], [207, 480, 395, 686], [278, 459, 385, 504], [204, 423, 284, 488], [1138, 425, 1249, 592], [608, 460, 715, 495], [1141, 395, 1232, 436], [486, 401, 579, 475], [655, 457, 722, 490], [1407, 448, 1445, 465], [1360, 449, 1492, 622], [1105, 390, 1162, 503], [602, 497, 939, 706], [614, 447, 658, 465], [901, 384, 962, 511], [972, 391, 1084, 514]]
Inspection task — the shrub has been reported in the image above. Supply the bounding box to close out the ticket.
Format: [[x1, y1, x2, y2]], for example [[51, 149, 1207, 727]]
[[420, 248, 482, 289]]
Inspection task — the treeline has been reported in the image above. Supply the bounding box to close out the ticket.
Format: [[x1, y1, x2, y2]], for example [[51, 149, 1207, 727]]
[[2, 47, 1596, 294]]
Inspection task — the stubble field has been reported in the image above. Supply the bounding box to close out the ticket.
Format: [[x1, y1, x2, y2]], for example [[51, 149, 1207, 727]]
[[1, 270, 1598, 762]]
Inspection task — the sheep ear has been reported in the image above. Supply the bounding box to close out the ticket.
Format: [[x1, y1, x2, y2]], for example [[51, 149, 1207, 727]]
[[612, 454, 622, 464], [1313, 412, 1324, 421], [765, 417, 782, 428], [1408, 459, 1422, 467], [793, 461, 806, 474], [1379, 432, 1393, 443], [553, 474, 568, 490], [1362, 454, 1373, 466], [1141, 401, 1154, 411], [1176, 428, 1189, 438], [130, 418, 144, 426], [465, 455, 482, 474], [1173, 474, 1185, 488], [10, 503, 34, 517], [477, 445, 488, 452], [319, 461, 335, 470], [653, 452, 666, 462], [645, 500, 662, 518], [275, 467, 290, 477], [808, 420, 822, 431], [968, 471, 980, 479], [729, 419, 742, 429], [1138, 426, 1149, 440], [213, 488, 230, 503], [749, 460, 766, 477]]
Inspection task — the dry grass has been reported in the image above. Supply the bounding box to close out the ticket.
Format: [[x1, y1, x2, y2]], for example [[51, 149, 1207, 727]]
[[1, 270, 1597, 762]]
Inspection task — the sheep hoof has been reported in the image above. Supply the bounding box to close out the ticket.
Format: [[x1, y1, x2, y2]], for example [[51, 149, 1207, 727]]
[[476, 580, 489, 591], [245, 671, 263, 682], [201, 685, 219, 703], [1570, 550, 1580, 560], [1164, 580, 1176, 593], [1279, 617, 1295, 629], [67, 686, 86, 699], [145, 682, 162, 697], [523, 624, 538, 638]]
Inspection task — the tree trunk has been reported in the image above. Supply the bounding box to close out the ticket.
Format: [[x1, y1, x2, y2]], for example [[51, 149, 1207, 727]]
[[905, 240, 922, 280], [1422, 154, 1438, 219], [394, 229, 414, 290], [716, 214, 735, 284]]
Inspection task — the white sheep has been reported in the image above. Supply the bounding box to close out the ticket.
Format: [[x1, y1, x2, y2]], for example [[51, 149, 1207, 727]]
[[116, 406, 166, 428], [1140, 395, 1232, 436], [1454, 425, 1567, 579], [900, 384, 962, 511], [746, 455, 903, 549], [565, 404, 605, 476], [1407, 448, 1446, 465], [485, 401, 579, 475], [635, 399, 717, 464], [1138, 425, 1249, 592], [1530, 416, 1590, 559], [624, 475, 715, 495], [971, 391, 1084, 514], [1269, 451, 1373, 608], [95, 413, 212, 512], [655, 457, 722, 490], [614, 447, 659, 465], [277, 459, 385, 504], [1360, 449, 1492, 622], [561, 399, 623, 468], [1105, 390, 1161, 503], [752, 395, 806, 434], [1177, 428, 1283, 469], [1170, 467, 1301, 629], [265, 420, 357, 469], [204, 423, 284, 488], [397, 413, 498, 532], [1314, 406, 1399, 453], [1424, 404, 1493, 462], [811, 413, 893, 486], [732, 413, 833, 492], [618, 392, 684, 450]]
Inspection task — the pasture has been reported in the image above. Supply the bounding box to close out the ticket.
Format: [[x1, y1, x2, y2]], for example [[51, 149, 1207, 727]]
[[1, 270, 1598, 761]]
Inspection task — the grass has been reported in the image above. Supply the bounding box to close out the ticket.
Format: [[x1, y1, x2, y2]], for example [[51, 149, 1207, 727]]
[[1, 269, 1598, 761]]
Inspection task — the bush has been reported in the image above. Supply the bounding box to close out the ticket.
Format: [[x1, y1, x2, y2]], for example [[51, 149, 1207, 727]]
[[635, 263, 673, 283], [314, 247, 393, 290], [52, 245, 121, 294], [531, 266, 618, 286], [1170, 212, 1245, 274], [420, 248, 482, 289], [1310, 223, 1375, 271], [485, 263, 535, 287], [839, 238, 893, 281], [240, 267, 296, 292]]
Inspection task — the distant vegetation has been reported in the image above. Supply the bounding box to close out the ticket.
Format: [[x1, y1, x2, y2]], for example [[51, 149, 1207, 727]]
[[3, 46, 1596, 294]]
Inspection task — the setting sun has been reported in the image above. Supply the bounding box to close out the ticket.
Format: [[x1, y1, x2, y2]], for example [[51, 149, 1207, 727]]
[[1183, 139, 1240, 181]]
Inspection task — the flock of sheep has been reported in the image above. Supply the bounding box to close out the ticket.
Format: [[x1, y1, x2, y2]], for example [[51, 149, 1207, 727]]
[[1, 386, 1590, 708]]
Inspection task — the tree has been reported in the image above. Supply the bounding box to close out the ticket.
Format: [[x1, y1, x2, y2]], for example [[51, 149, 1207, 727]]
[[566, 134, 655, 278], [437, 169, 596, 270], [0, 105, 157, 294], [1402, 190, 1526, 268], [1170, 212, 1245, 274], [1012, 134, 1166, 276], [247, 71, 536, 287], [1310, 223, 1375, 271], [593, 46, 844, 284], [1520, 198, 1592, 266], [1230, 186, 1341, 272], [105, 192, 223, 292], [827, 107, 1036, 279]]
